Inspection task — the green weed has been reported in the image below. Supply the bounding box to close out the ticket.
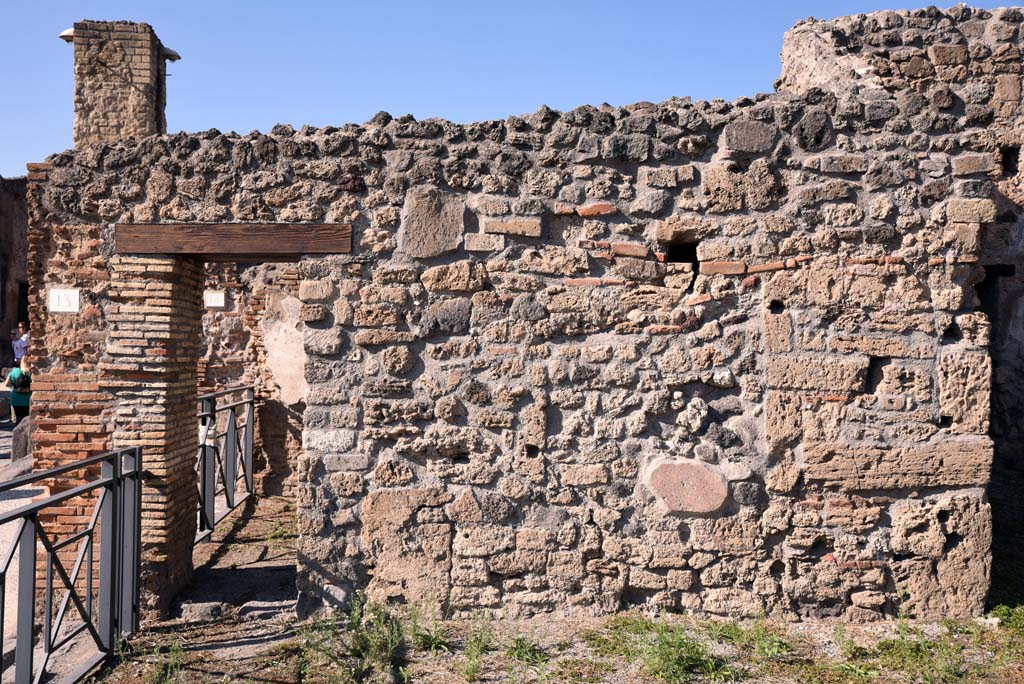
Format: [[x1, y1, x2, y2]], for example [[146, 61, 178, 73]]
[[838, 661, 878, 679], [833, 624, 873, 661], [455, 615, 496, 682], [267, 521, 289, 542], [550, 657, 615, 684], [347, 594, 404, 677], [703, 620, 744, 644], [506, 635, 549, 665], [299, 593, 406, 682], [704, 618, 792, 660], [581, 612, 656, 659], [643, 625, 740, 683], [581, 629, 629, 658], [150, 639, 186, 684], [992, 604, 1024, 636], [465, 615, 496, 655], [605, 612, 657, 637], [874, 622, 970, 684], [408, 605, 452, 655]]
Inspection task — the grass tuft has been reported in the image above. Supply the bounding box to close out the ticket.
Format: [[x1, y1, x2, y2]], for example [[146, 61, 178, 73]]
[[149, 639, 186, 684], [454, 614, 496, 682], [873, 622, 969, 684], [506, 634, 549, 665], [408, 605, 452, 656], [551, 656, 615, 684], [643, 625, 741, 683], [299, 592, 406, 682], [992, 604, 1024, 636], [704, 618, 793, 660]]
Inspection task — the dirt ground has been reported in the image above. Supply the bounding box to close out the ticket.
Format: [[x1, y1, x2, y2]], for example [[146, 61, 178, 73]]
[[85, 494, 1024, 684], [85, 494, 299, 683]]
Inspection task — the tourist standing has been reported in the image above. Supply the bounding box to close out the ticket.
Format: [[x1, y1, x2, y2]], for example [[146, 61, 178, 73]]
[[11, 321, 29, 363], [5, 356, 31, 425]]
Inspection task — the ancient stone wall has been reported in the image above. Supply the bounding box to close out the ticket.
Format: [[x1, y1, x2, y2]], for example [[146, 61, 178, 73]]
[[779, 3, 1024, 608], [27, 6, 1020, 621]]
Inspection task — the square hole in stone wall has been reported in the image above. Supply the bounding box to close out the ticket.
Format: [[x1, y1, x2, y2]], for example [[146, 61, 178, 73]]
[[1001, 145, 1020, 177], [942, 320, 963, 344], [978, 264, 1018, 318], [866, 356, 890, 394], [664, 241, 699, 266]]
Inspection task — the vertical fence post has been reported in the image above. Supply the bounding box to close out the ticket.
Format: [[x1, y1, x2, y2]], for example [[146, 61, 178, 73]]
[[200, 397, 216, 534], [98, 454, 119, 653], [244, 387, 255, 494], [119, 448, 142, 635], [223, 417, 238, 509], [14, 517, 37, 684]]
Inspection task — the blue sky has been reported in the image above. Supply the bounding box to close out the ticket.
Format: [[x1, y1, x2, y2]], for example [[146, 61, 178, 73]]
[[1, 1, 932, 177]]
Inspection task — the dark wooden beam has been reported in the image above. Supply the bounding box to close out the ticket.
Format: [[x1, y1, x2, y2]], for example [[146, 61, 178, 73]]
[[114, 223, 352, 257]]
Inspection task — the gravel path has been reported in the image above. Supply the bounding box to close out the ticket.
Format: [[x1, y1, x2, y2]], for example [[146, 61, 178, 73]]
[[95, 495, 300, 683], [0, 417, 12, 460], [0, 434, 40, 675]]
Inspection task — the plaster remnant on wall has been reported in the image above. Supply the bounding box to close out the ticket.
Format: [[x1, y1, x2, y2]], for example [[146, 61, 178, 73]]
[[644, 458, 730, 516], [261, 293, 308, 406]]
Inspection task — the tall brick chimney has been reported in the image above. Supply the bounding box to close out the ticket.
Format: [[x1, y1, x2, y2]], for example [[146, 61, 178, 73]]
[[61, 20, 180, 148]]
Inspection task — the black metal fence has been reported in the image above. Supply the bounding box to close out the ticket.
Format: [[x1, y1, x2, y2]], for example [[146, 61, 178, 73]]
[[0, 446, 142, 684], [196, 386, 255, 543]]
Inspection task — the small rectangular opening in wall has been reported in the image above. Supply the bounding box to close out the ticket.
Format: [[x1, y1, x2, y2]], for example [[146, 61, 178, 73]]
[[1001, 145, 1020, 177], [977, 263, 1017, 318], [662, 239, 700, 293], [942, 320, 963, 344], [985, 264, 1018, 278], [866, 356, 890, 394], [664, 241, 699, 266], [17, 282, 28, 323]]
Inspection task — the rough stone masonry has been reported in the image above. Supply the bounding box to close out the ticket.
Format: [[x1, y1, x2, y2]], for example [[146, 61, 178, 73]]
[[23, 6, 1024, 621]]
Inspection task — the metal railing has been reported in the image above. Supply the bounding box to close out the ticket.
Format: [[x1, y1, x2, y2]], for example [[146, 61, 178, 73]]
[[196, 386, 254, 543], [0, 447, 142, 684]]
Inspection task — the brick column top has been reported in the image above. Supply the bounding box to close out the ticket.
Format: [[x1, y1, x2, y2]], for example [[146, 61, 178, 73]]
[[64, 20, 180, 148]]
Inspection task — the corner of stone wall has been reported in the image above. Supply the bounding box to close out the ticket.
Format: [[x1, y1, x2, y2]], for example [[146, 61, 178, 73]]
[[776, 17, 879, 95]]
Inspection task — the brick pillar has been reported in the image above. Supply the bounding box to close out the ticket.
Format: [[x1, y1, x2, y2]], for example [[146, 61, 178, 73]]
[[68, 20, 178, 148], [103, 256, 204, 615]]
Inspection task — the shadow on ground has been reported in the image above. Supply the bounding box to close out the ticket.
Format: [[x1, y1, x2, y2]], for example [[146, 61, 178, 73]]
[[182, 494, 298, 615], [88, 494, 301, 683]]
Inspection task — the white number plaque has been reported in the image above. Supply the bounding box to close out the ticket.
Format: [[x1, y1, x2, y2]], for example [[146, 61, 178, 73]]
[[204, 290, 227, 309], [48, 288, 80, 313]]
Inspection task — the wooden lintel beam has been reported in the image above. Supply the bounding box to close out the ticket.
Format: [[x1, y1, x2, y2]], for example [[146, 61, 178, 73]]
[[114, 223, 352, 257]]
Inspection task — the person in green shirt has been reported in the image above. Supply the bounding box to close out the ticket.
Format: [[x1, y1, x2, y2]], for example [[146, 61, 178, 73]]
[[5, 356, 31, 425]]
